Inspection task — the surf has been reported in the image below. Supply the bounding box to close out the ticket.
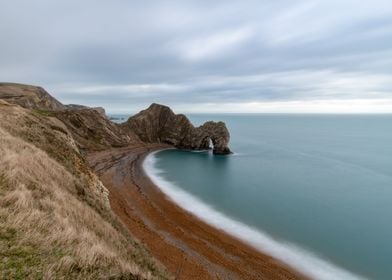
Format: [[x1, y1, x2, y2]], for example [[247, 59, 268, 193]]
[[143, 151, 365, 280]]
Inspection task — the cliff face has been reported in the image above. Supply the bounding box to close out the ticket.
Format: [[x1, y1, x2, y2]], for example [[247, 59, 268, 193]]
[[199, 121, 231, 155], [123, 103, 231, 154]]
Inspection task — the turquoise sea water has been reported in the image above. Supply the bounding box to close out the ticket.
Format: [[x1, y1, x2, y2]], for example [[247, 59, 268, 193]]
[[144, 114, 392, 280]]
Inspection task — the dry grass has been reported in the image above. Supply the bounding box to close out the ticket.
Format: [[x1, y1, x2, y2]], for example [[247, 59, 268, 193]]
[[0, 102, 170, 279]]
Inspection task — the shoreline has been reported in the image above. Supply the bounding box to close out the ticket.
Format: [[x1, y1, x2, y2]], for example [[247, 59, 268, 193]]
[[144, 150, 364, 280], [87, 145, 307, 279]]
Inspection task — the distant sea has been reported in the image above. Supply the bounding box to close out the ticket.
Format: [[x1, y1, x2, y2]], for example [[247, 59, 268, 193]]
[[143, 114, 392, 280], [108, 114, 131, 123]]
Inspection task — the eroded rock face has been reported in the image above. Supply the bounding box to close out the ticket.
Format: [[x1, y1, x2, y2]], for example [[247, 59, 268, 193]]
[[123, 103, 231, 154], [199, 121, 231, 155]]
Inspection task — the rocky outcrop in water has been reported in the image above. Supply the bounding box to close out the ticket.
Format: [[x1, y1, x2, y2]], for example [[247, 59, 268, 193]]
[[123, 103, 231, 154], [199, 121, 231, 155]]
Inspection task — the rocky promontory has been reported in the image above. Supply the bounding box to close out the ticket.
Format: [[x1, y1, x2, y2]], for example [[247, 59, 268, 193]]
[[0, 83, 231, 154], [123, 103, 231, 154]]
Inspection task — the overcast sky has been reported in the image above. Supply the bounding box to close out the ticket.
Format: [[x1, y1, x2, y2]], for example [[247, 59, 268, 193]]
[[1, 0, 392, 113]]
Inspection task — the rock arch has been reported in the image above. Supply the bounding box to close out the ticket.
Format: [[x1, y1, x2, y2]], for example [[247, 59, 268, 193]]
[[199, 121, 231, 155], [123, 103, 232, 155]]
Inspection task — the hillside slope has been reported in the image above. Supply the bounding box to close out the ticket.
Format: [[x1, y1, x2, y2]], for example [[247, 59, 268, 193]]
[[53, 108, 142, 151], [0, 82, 232, 279], [0, 100, 170, 279], [0, 83, 66, 111]]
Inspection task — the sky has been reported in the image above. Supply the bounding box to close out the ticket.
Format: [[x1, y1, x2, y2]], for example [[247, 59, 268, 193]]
[[1, 0, 392, 114]]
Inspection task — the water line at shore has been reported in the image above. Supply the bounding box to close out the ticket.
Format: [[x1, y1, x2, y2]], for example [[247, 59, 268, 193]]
[[143, 150, 366, 280]]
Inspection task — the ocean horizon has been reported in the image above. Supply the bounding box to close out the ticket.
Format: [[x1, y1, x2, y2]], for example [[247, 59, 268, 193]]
[[143, 114, 392, 280], [4, 0, 392, 278]]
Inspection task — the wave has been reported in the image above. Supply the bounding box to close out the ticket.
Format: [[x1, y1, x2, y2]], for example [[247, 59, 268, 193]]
[[143, 151, 366, 280], [189, 149, 210, 153]]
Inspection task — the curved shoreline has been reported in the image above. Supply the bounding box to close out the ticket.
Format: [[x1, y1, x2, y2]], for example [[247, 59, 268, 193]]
[[87, 145, 307, 279], [145, 150, 365, 280]]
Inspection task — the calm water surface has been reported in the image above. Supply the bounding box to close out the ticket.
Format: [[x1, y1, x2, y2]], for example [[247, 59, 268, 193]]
[[146, 114, 392, 280]]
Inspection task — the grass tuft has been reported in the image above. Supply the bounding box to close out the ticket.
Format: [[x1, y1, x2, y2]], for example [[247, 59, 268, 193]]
[[33, 109, 54, 117]]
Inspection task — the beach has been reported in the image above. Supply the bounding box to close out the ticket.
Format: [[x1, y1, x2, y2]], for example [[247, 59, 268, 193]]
[[87, 144, 306, 280]]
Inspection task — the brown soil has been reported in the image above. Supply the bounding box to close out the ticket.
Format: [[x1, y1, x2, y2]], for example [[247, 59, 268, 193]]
[[87, 145, 308, 280]]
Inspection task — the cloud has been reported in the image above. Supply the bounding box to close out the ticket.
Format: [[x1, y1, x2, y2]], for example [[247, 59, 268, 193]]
[[1, 0, 392, 113], [174, 99, 392, 114], [50, 69, 392, 113], [176, 27, 254, 62]]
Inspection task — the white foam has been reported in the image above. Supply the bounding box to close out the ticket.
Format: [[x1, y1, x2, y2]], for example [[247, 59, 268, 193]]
[[189, 149, 210, 153], [143, 151, 366, 280]]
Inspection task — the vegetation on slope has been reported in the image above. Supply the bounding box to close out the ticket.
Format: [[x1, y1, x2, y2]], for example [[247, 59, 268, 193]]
[[0, 100, 170, 279]]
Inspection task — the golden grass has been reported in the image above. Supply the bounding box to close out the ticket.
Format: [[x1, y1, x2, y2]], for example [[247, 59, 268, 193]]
[[0, 105, 170, 279]]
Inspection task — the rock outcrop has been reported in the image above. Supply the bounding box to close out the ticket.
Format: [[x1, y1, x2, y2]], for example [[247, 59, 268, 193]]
[[199, 121, 231, 155], [123, 103, 231, 154]]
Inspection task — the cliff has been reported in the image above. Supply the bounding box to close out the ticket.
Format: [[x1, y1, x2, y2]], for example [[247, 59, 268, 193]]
[[0, 83, 231, 154], [123, 103, 231, 155], [0, 99, 169, 279], [0, 82, 231, 278]]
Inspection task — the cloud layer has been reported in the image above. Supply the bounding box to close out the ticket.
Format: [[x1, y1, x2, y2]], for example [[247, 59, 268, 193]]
[[1, 0, 392, 113]]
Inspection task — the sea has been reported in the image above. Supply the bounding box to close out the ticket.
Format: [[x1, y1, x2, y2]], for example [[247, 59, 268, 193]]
[[111, 113, 392, 279]]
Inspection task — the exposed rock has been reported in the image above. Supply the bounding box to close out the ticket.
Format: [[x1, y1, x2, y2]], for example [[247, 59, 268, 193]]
[[0, 82, 66, 111], [199, 121, 231, 155], [123, 103, 231, 154]]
